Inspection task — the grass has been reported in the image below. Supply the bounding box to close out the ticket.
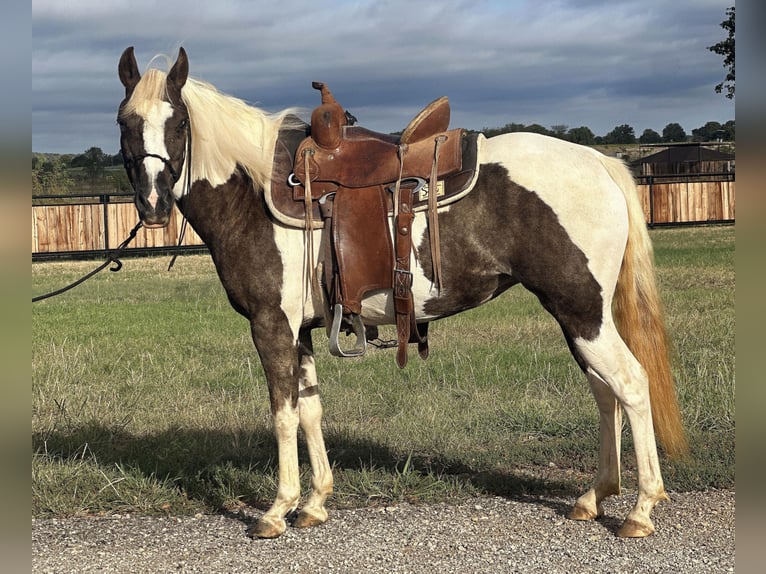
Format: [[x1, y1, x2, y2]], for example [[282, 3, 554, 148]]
[[31, 225, 735, 518]]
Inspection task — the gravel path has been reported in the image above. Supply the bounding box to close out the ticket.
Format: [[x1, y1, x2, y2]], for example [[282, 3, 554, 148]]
[[33, 490, 734, 573]]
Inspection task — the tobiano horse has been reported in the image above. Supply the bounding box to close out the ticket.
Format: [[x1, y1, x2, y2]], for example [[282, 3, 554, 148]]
[[117, 46, 687, 539]]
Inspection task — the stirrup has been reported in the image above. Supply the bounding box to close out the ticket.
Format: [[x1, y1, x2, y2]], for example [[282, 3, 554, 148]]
[[328, 304, 367, 358]]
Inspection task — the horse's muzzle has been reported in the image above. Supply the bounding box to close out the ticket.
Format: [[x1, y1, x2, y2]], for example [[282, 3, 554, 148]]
[[141, 219, 170, 229], [135, 190, 173, 228]]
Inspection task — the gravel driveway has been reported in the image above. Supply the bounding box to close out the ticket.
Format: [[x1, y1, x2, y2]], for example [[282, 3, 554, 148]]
[[33, 490, 734, 573]]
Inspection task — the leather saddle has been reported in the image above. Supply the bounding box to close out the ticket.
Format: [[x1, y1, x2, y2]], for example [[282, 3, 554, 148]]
[[268, 82, 479, 367]]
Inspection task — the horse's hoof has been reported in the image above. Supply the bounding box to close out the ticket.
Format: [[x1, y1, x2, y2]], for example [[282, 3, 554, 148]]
[[293, 507, 328, 529], [568, 503, 598, 521], [247, 517, 286, 539], [617, 518, 655, 538]]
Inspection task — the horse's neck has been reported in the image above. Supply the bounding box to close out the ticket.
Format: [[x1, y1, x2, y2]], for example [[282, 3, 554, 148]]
[[178, 171, 270, 251]]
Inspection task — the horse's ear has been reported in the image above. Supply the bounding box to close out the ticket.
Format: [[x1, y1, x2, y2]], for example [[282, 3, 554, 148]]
[[167, 47, 189, 102], [118, 46, 141, 95]]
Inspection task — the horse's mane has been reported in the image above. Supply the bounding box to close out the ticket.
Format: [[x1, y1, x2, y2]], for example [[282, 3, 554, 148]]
[[121, 67, 302, 189]]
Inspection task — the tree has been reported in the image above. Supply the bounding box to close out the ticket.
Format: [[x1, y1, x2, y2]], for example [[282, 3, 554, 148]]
[[567, 126, 595, 145], [78, 147, 108, 182], [524, 123, 552, 136], [550, 124, 569, 140], [33, 156, 73, 194], [604, 124, 636, 145], [707, 6, 734, 99], [639, 129, 662, 144], [691, 121, 723, 142], [662, 123, 687, 143], [481, 122, 526, 138]]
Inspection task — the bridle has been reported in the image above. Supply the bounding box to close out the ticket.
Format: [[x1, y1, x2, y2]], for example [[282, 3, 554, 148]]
[[122, 151, 183, 182], [121, 119, 194, 270], [120, 120, 192, 189]]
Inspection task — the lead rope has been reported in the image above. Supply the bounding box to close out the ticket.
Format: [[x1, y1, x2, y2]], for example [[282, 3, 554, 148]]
[[32, 221, 144, 302]]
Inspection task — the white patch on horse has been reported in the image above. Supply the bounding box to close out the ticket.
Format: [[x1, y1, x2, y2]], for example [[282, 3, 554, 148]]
[[140, 101, 175, 204], [410, 211, 448, 319], [273, 224, 323, 338]]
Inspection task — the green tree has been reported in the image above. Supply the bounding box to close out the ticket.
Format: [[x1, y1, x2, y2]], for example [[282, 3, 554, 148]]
[[567, 126, 595, 145], [550, 124, 569, 140], [662, 123, 687, 143], [604, 124, 636, 144], [33, 156, 73, 194], [78, 147, 108, 182], [481, 122, 527, 138], [691, 121, 723, 142], [524, 123, 552, 136], [707, 6, 735, 99], [639, 129, 662, 144]]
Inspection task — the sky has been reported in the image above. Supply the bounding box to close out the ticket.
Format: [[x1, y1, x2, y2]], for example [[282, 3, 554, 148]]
[[32, 0, 735, 155]]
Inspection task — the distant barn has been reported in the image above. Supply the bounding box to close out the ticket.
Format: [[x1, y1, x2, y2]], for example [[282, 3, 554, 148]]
[[632, 143, 734, 177], [630, 143, 735, 225]]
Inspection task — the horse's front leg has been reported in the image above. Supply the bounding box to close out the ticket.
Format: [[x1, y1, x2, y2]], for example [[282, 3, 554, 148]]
[[246, 314, 302, 539], [292, 329, 333, 528]]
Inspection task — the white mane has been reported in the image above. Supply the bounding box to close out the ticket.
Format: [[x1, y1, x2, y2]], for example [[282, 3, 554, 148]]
[[122, 67, 302, 189]]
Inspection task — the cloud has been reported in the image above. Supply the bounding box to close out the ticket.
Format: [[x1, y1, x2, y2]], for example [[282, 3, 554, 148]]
[[32, 0, 734, 153]]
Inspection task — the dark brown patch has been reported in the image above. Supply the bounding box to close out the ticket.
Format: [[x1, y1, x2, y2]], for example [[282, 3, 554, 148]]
[[421, 162, 603, 342], [177, 170, 301, 411]]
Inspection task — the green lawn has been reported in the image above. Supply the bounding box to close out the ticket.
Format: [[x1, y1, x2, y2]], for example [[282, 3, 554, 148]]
[[32, 225, 735, 517]]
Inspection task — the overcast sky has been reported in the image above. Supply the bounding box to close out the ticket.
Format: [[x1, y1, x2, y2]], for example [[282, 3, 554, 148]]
[[32, 0, 734, 155]]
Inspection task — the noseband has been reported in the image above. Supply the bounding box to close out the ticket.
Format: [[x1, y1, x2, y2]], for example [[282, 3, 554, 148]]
[[122, 151, 183, 181], [121, 122, 192, 187]]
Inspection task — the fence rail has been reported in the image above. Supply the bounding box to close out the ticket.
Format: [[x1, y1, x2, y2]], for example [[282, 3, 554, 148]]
[[32, 173, 735, 260]]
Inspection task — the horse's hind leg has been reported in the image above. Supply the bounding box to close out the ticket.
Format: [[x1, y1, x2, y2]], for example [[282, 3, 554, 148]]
[[292, 330, 333, 529], [568, 372, 622, 521], [571, 323, 668, 537]]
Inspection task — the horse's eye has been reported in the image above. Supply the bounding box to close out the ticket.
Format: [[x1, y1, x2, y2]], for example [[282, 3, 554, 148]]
[[178, 118, 189, 131]]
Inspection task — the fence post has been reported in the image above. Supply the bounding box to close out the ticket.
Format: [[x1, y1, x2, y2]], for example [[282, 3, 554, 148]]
[[102, 193, 110, 257]]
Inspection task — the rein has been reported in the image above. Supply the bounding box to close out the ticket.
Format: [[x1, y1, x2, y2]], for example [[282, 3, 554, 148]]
[[166, 124, 193, 271], [34, 123, 194, 303], [32, 221, 144, 302]]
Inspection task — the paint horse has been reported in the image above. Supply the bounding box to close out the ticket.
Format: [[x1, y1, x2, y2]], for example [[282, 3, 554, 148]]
[[117, 47, 686, 539]]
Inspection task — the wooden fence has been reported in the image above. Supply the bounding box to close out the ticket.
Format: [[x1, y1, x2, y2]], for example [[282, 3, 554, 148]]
[[635, 173, 735, 226], [32, 175, 735, 259], [32, 194, 204, 260]]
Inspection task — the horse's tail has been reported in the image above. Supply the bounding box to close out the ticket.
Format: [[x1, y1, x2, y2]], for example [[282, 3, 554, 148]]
[[601, 156, 688, 459]]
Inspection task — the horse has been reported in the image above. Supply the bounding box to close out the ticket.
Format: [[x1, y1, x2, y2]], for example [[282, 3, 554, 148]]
[[116, 46, 687, 539]]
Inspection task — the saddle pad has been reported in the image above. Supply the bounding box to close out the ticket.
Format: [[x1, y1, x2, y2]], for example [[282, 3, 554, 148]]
[[265, 126, 483, 229]]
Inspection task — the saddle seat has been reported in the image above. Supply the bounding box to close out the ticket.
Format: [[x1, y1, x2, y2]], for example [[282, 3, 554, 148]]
[[293, 82, 464, 197]]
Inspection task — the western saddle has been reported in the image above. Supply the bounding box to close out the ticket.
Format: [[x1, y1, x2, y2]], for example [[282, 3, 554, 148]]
[[270, 82, 478, 367]]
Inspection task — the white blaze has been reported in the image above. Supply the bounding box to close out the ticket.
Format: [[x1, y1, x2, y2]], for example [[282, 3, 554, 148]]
[[141, 101, 174, 203]]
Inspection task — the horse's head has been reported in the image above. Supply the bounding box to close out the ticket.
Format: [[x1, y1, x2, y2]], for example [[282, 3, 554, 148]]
[[117, 47, 190, 228]]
